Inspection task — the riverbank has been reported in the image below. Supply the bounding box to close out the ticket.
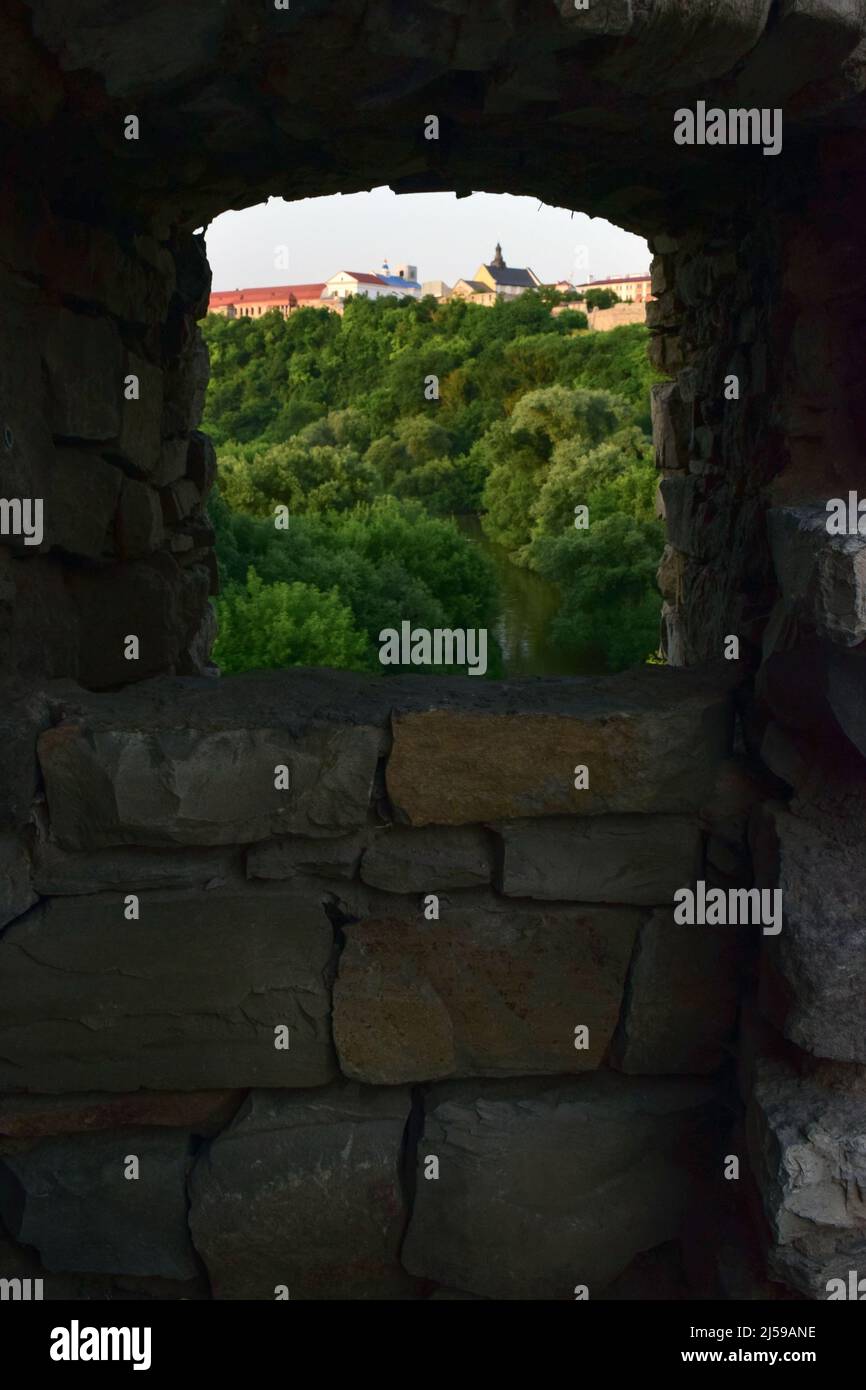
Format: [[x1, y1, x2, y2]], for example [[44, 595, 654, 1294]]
[[454, 515, 607, 678]]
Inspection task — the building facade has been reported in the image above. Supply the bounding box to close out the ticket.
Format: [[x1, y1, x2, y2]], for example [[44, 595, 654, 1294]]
[[207, 283, 330, 317], [574, 272, 653, 303]]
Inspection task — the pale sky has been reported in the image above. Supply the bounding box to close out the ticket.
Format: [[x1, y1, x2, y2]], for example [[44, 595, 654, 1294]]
[[203, 187, 650, 291]]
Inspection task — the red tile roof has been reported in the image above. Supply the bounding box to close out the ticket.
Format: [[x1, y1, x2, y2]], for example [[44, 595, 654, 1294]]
[[208, 283, 326, 306], [328, 271, 388, 285]]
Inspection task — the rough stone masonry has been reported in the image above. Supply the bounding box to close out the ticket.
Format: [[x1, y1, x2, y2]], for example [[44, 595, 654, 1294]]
[[0, 0, 865, 1301]]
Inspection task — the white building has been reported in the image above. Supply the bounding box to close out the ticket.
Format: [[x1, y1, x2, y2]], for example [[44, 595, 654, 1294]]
[[574, 273, 652, 303], [323, 271, 395, 302]]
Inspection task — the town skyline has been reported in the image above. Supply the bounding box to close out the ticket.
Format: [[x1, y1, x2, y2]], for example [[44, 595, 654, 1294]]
[[203, 187, 650, 292]]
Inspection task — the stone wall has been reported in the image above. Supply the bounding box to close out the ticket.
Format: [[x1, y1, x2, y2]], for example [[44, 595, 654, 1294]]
[[0, 663, 759, 1299], [1, 0, 865, 1301]]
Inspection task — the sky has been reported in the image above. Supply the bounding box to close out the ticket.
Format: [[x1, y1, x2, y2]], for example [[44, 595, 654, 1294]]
[[203, 187, 650, 292]]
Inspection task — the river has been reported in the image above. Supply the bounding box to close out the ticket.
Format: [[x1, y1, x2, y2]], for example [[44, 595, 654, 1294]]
[[455, 515, 603, 677]]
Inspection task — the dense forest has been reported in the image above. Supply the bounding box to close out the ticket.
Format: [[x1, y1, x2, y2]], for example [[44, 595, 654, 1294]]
[[202, 290, 662, 677]]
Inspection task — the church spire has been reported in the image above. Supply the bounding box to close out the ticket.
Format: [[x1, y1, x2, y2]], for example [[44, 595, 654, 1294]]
[[492, 242, 505, 268]]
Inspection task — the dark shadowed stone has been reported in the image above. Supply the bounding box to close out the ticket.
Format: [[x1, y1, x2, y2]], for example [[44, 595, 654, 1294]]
[[0, 831, 36, 928], [47, 449, 122, 559], [387, 665, 734, 826], [0, 885, 337, 1092], [32, 826, 239, 894], [39, 309, 122, 441], [333, 901, 640, 1083], [28, 0, 231, 98], [65, 552, 210, 688], [401, 1073, 716, 1299], [37, 685, 382, 847], [497, 815, 701, 904], [611, 909, 747, 1074], [756, 806, 866, 1063], [0, 1128, 198, 1278], [117, 478, 164, 558], [189, 1083, 416, 1300], [652, 380, 690, 471], [747, 1058, 866, 1299], [0, 1089, 245, 1139], [0, 687, 53, 827], [247, 831, 368, 882], [360, 825, 493, 891], [116, 354, 163, 476]]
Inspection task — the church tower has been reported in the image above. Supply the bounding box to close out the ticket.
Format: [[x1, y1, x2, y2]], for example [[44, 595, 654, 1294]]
[[492, 242, 506, 268]]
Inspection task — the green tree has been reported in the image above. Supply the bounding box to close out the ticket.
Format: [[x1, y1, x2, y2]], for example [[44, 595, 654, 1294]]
[[584, 287, 620, 310], [531, 514, 662, 669], [213, 568, 370, 673]]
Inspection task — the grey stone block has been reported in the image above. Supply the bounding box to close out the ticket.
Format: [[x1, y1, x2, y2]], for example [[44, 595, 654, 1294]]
[[39, 705, 381, 848], [747, 1058, 866, 1299], [0, 1128, 198, 1278], [189, 1083, 415, 1299], [0, 830, 36, 928], [758, 806, 866, 1062], [497, 814, 701, 904], [0, 885, 337, 1092], [611, 909, 745, 1073], [361, 825, 493, 891], [247, 831, 367, 882], [402, 1073, 716, 1299]]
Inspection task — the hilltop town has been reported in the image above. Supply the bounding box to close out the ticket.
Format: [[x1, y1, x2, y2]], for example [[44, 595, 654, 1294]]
[[209, 243, 652, 332]]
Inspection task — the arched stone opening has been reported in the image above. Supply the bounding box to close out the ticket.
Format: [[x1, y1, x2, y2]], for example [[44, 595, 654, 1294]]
[[0, 1, 864, 1301]]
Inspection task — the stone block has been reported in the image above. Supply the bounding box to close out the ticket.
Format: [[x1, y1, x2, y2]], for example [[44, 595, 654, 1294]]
[[189, 1083, 415, 1299], [747, 1058, 866, 1299], [163, 337, 210, 438], [0, 1089, 244, 1139], [39, 309, 122, 441], [0, 830, 36, 928], [361, 825, 493, 892], [117, 478, 164, 558], [0, 687, 53, 827], [554, 0, 633, 33], [0, 885, 337, 1092], [497, 814, 701, 904], [152, 437, 189, 487], [32, 832, 239, 895], [387, 665, 733, 825], [757, 805, 866, 1062], [47, 448, 122, 559], [0, 1128, 198, 1278], [38, 699, 381, 848], [333, 900, 640, 1083], [185, 430, 216, 496], [65, 551, 209, 688], [0, 302, 54, 504], [28, 0, 231, 99], [116, 353, 163, 475], [659, 473, 707, 558], [160, 477, 200, 526], [401, 1073, 716, 1299], [767, 504, 866, 646], [247, 832, 367, 882], [611, 909, 746, 1074]]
